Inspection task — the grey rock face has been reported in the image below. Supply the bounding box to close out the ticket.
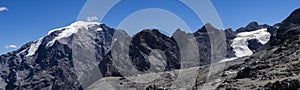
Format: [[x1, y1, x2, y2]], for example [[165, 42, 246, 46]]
[[99, 29, 183, 77], [99, 24, 230, 77], [0, 22, 115, 90], [264, 79, 300, 90], [272, 8, 300, 45]]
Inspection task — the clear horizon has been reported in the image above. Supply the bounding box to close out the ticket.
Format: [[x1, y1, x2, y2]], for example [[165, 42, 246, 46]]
[[0, 0, 299, 54]]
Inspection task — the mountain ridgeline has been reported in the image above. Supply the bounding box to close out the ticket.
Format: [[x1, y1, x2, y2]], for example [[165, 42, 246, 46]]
[[1, 8, 300, 90]]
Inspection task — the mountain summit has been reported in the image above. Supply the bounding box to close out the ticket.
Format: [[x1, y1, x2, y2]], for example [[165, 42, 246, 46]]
[[275, 8, 300, 44]]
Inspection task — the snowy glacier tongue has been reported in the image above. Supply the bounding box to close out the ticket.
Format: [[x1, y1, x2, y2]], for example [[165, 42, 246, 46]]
[[231, 28, 271, 57], [46, 21, 102, 46]]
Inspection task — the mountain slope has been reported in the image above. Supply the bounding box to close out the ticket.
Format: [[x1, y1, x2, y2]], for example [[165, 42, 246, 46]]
[[87, 8, 300, 90], [0, 21, 115, 89], [198, 8, 300, 90]]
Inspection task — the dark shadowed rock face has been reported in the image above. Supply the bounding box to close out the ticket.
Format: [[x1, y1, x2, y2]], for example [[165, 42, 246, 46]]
[[273, 8, 300, 45], [225, 28, 237, 58], [236, 21, 278, 37], [237, 22, 267, 33], [99, 29, 181, 77], [129, 30, 181, 71], [193, 25, 213, 65], [247, 39, 263, 52]]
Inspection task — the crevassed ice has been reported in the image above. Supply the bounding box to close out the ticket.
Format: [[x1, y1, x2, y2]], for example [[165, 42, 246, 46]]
[[231, 28, 271, 57], [219, 28, 271, 63], [46, 21, 102, 46]]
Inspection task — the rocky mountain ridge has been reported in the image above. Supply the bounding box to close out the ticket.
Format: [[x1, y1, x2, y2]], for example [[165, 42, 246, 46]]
[[88, 8, 300, 90], [0, 8, 290, 90]]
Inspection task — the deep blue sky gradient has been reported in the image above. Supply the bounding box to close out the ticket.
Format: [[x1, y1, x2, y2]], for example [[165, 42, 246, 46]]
[[0, 0, 299, 54]]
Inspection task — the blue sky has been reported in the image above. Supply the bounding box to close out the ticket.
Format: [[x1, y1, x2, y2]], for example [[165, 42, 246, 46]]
[[0, 0, 299, 54]]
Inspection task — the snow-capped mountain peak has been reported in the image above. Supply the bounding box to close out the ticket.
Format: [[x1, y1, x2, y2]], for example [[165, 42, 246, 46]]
[[25, 21, 104, 57], [46, 21, 102, 46], [47, 21, 102, 35]]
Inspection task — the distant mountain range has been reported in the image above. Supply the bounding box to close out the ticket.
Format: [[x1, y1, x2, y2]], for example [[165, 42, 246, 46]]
[[1, 8, 300, 90]]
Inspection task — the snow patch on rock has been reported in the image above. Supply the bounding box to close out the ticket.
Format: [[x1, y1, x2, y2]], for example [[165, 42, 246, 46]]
[[96, 28, 103, 31], [26, 39, 42, 57], [231, 28, 271, 57], [218, 57, 238, 63]]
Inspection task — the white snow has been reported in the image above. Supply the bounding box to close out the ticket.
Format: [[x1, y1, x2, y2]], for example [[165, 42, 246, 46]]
[[218, 57, 238, 63], [26, 39, 42, 57], [46, 21, 101, 46], [17, 48, 28, 56], [231, 28, 271, 57], [96, 28, 103, 31], [25, 21, 102, 56], [47, 27, 65, 35], [219, 28, 271, 63]]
